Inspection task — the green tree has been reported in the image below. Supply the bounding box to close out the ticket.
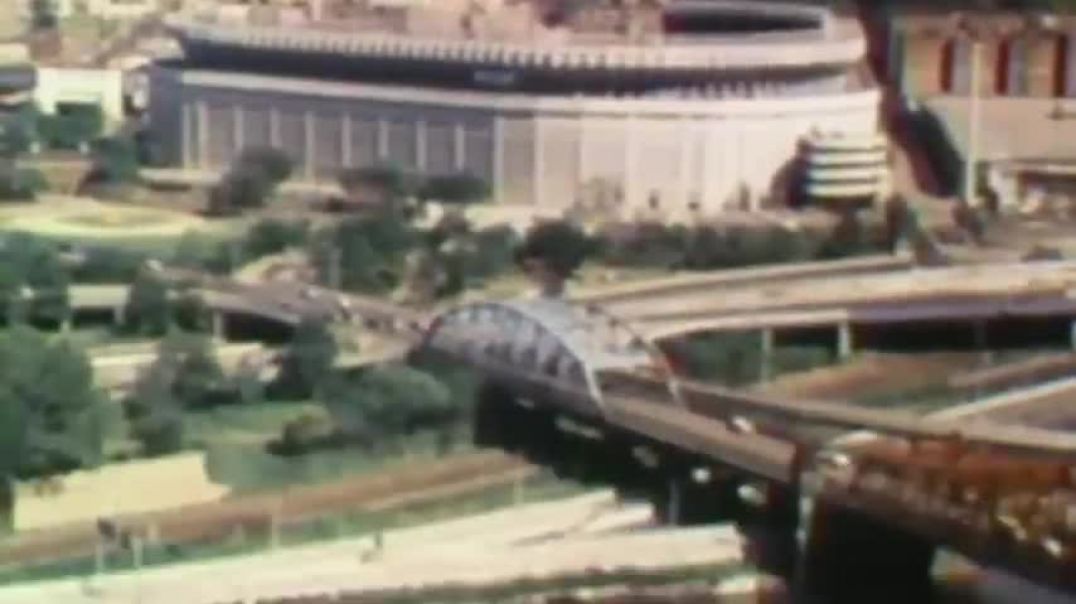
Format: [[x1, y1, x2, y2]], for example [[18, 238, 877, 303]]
[[324, 366, 454, 447], [243, 218, 309, 260], [275, 317, 339, 399], [124, 332, 229, 456], [124, 362, 184, 457], [0, 162, 47, 202], [417, 173, 490, 206], [71, 246, 146, 284], [338, 165, 417, 206], [124, 269, 171, 336], [312, 210, 417, 293], [818, 211, 872, 259], [516, 220, 595, 296], [0, 233, 69, 323], [38, 105, 104, 151], [158, 332, 227, 409], [86, 136, 140, 185], [0, 327, 104, 477], [235, 147, 293, 184], [0, 106, 36, 156], [30, 0, 58, 30], [208, 147, 293, 215]]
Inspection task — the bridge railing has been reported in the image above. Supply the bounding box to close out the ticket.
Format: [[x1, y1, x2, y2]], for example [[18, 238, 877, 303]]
[[811, 439, 1076, 591]]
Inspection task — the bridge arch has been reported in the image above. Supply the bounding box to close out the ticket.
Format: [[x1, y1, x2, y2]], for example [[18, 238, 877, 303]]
[[421, 299, 673, 409]]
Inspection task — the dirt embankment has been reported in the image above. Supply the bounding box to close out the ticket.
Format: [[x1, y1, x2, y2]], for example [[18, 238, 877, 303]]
[[0, 451, 534, 569]]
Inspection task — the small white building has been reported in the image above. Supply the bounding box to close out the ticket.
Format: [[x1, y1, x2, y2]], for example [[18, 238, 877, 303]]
[[34, 67, 125, 126]]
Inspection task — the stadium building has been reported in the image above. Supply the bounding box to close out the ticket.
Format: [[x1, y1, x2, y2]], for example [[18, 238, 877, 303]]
[[150, 0, 885, 218]]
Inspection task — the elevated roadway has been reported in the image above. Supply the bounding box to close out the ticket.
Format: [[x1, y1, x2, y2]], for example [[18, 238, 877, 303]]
[[607, 259, 1076, 340]]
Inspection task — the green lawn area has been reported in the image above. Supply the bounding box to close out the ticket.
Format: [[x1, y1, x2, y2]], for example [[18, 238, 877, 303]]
[[51, 327, 146, 350], [0, 198, 249, 257]]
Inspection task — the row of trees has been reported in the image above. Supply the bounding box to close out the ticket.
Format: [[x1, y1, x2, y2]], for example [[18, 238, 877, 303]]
[[207, 147, 491, 215], [0, 233, 70, 324], [595, 217, 887, 272], [0, 104, 106, 156], [0, 327, 104, 479], [267, 317, 473, 456]]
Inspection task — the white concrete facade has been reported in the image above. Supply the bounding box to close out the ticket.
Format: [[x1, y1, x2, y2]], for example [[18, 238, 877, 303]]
[[35, 67, 125, 126], [150, 67, 880, 217]]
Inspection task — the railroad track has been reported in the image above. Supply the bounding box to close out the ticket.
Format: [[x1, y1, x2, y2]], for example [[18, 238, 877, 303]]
[[0, 451, 535, 571]]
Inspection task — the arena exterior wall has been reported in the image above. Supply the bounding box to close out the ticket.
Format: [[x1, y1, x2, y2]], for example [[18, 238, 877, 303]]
[[149, 66, 880, 218]]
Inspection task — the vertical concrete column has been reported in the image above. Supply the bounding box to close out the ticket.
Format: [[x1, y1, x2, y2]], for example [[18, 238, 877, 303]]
[[415, 118, 427, 173], [341, 113, 352, 167], [623, 114, 635, 212], [377, 117, 389, 162], [112, 305, 126, 329], [760, 328, 775, 382], [59, 312, 72, 333], [196, 101, 210, 170], [666, 477, 682, 526], [678, 117, 691, 213], [1069, 320, 1076, 351], [837, 322, 854, 361], [576, 115, 587, 202], [303, 111, 316, 180], [700, 120, 713, 212], [532, 117, 545, 206], [232, 105, 245, 155], [453, 122, 466, 171], [492, 115, 505, 203], [211, 311, 226, 340], [181, 103, 193, 168], [269, 108, 281, 148]]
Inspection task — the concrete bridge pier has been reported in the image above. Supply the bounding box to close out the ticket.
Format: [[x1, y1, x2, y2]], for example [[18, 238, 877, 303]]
[[836, 321, 854, 361], [211, 311, 227, 340], [111, 305, 126, 329], [648, 456, 744, 527], [760, 328, 775, 383], [795, 499, 936, 602]]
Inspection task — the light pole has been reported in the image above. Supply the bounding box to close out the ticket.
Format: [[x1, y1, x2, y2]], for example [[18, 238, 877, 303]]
[[962, 30, 983, 208]]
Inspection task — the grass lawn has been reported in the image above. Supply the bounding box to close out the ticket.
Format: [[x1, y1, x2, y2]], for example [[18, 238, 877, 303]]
[[51, 327, 147, 350], [0, 197, 248, 256]]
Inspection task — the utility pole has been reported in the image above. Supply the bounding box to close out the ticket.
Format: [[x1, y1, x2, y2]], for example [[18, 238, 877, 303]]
[[964, 36, 982, 208]]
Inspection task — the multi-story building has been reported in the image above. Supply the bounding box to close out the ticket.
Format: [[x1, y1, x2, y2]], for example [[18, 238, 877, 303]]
[[149, 0, 885, 219], [879, 10, 1076, 211], [883, 11, 1076, 101]]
